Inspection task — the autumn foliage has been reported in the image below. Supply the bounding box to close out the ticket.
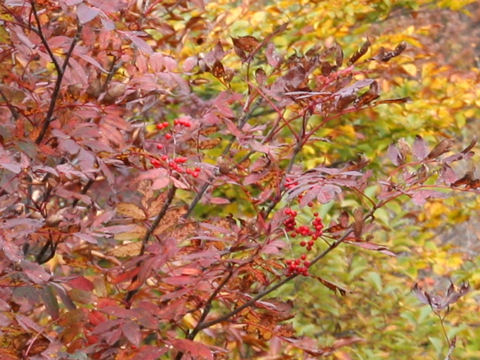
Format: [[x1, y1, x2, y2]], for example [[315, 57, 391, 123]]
[[1, 1, 480, 359]]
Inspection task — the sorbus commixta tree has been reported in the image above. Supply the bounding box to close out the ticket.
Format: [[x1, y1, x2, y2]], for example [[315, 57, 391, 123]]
[[0, 1, 477, 359]]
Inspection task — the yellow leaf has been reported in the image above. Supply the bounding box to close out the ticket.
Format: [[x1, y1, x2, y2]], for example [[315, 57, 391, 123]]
[[114, 225, 147, 241], [401, 63, 417, 77], [109, 242, 142, 257], [116, 203, 146, 220]]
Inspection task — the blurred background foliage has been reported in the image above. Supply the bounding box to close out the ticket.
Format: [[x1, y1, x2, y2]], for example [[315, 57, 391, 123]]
[[151, 0, 480, 358]]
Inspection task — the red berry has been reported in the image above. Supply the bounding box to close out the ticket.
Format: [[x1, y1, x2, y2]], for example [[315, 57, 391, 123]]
[[165, 133, 172, 140], [156, 144, 163, 150], [161, 155, 168, 161], [174, 157, 187, 163], [151, 159, 161, 168], [301, 254, 306, 260], [299, 241, 306, 247]]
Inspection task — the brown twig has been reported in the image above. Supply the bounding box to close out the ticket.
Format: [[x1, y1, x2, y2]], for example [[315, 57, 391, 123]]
[[0, 89, 19, 120], [140, 185, 177, 255], [71, 178, 95, 208], [182, 101, 261, 219], [194, 227, 354, 333], [29, 0, 62, 75], [125, 185, 177, 304], [174, 206, 379, 353], [34, 10, 82, 144]]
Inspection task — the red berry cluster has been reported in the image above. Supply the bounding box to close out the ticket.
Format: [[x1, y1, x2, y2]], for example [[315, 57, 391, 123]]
[[283, 207, 324, 276], [150, 156, 200, 177], [156, 117, 192, 140], [150, 118, 199, 177], [156, 121, 170, 130], [173, 117, 192, 127], [285, 256, 310, 276]]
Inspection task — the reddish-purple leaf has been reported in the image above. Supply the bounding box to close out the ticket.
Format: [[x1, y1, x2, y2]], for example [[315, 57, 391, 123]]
[[1, 241, 23, 262], [133, 346, 169, 360], [76, 3, 100, 24], [262, 239, 287, 254], [440, 164, 458, 185], [411, 189, 446, 205], [209, 197, 231, 204], [121, 31, 153, 54], [183, 56, 198, 72], [387, 144, 403, 165], [15, 314, 44, 333], [91, 319, 123, 335], [0, 313, 11, 327], [67, 276, 94, 291], [121, 320, 142, 347], [266, 43, 282, 67], [345, 241, 396, 256], [413, 282, 470, 310], [412, 135, 429, 160], [21, 261, 51, 284], [171, 339, 214, 360]]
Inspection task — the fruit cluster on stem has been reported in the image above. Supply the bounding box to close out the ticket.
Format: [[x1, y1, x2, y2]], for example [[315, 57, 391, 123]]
[[283, 207, 324, 276]]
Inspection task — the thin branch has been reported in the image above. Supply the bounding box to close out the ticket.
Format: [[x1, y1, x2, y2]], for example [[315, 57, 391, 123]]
[[35, 20, 82, 144], [195, 226, 355, 332], [189, 269, 234, 339], [182, 101, 260, 219], [125, 185, 177, 304], [30, 0, 62, 74], [0, 90, 19, 120], [264, 137, 304, 218], [101, 56, 122, 93], [174, 269, 235, 359], [183, 181, 211, 219], [140, 185, 177, 255], [71, 178, 95, 208], [188, 205, 380, 337]]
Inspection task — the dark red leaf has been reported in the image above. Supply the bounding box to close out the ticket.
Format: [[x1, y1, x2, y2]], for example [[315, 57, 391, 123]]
[[121, 320, 142, 347], [345, 241, 396, 256], [21, 260, 51, 284], [67, 276, 94, 291], [171, 339, 214, 360]]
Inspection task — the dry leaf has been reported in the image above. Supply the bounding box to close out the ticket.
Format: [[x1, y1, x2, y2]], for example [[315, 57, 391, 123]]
[[116, 203, 146, 220]]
